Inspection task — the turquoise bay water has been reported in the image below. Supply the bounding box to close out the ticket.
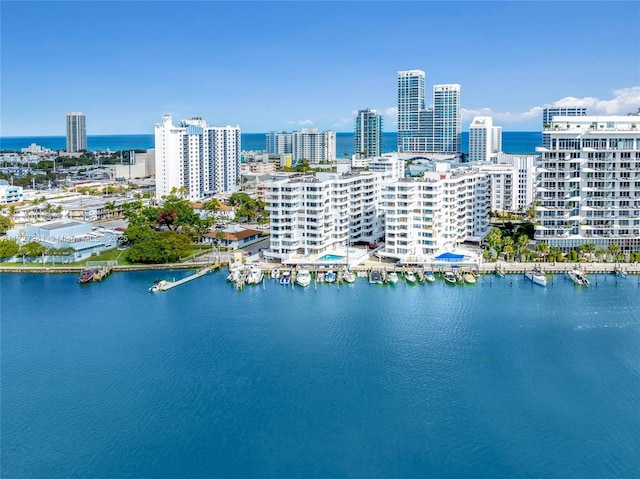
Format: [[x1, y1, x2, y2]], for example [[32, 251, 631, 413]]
[[0, 132, 542, 157], [2, 271, 639, 478]]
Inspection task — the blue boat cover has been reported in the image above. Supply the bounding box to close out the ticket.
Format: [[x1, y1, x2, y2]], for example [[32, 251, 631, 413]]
[[434, 252, 465, 261]]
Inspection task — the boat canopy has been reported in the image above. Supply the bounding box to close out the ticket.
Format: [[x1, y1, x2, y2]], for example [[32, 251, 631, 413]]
[[434, 252, 465, 262]]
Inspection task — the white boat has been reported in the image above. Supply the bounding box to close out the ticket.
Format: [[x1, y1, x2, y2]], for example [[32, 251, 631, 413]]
[[149, 280, 168, 292], [387, 272, 399, 284], [247, 266, 263, 285], [525, 269, 547, 286], [463, 272, 476, 284], [280, 271, 291, 286], [416, 270, 425, 282], [405, 271, 416, 283], [343, 270, 356, 283], [295, 269, 311, 287], [325, 271, 336, 283], [567, 269, 589, 286], [444, 271, 456, 284], [425, 272, 436, 283], [270, 268, 280, 279]]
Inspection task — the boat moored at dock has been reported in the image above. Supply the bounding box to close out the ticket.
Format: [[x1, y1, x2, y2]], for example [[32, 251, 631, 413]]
[[525, 269, 547, 287], [567, 269, 589, 286]]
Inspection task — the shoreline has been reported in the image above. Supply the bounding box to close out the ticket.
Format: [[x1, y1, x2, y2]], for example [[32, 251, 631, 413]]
[[1, 261, 639, 275]]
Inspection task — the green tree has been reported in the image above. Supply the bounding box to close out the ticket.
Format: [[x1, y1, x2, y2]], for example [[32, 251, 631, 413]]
[[0, 214, 12, 233], [535, 242, 550, 261], [18, 241, 46, 263], [0, 238, 19, 260]]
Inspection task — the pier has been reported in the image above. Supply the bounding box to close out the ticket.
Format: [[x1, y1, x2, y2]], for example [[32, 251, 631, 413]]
[[155, 266, 213, 291]]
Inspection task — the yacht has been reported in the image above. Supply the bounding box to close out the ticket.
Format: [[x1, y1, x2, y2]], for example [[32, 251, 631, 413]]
[[525, 269, 547, 287], [405, 271, 417, 283], [325, 271, 336, 283], [247, 266, 264, 285], [567, 269, 589, 286], [444, 271, 457, 284], [280, 271, 291, 286], [343, 270, 356, 283], [387, 272, 399, 284], [295, 269, 311, 287], [425, 271, 436, 283]]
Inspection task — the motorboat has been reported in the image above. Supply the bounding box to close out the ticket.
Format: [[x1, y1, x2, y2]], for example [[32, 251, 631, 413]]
[[270, 268, 280, 280], [463, 272, 476, 284], [425, 272, 436, 283], [405, 271, 417, 283], [78, 267, 97, 284], [369, 271, 383, 284], [567, 269, 589, 286], [149, 280, 168, 292], [343, 270, 356, 283], [325, 271, 336, 283], [247, 266, 264, 285], [444, 271, 457, 284], [387, 272, 399, 284], [280, 271, 291, 286], [416, 270, 425, 282], [295, 269, 311, 287], [525, 269, 547, 287]]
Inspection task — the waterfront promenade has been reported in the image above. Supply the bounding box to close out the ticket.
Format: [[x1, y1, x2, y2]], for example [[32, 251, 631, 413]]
[[1, 260, 639, 275]]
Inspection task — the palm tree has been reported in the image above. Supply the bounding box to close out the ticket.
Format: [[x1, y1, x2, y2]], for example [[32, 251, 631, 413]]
[[535, 242, 550, 262]]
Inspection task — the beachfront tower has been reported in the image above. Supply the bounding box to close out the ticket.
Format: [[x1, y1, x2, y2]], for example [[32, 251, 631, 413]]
[[66, 111, 87, 152], [354, 109, 383, 158], [542, 106, 587, 148], [433, 84, 462, 154], [397, 70, 428, 153], [469, 116, 502, 162]]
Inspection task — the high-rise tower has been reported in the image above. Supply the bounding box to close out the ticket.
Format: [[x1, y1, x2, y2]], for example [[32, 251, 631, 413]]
[[66, 111, 87, 152], [397, 70, 427, 153], [154, 115, 241, 201], [432, 84, 461, 154], [354, 109, 383, 158], [542, 106, 587, 147]]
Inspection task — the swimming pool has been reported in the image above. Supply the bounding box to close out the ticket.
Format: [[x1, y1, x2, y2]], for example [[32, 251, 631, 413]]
[[319, 254, 345, 262]]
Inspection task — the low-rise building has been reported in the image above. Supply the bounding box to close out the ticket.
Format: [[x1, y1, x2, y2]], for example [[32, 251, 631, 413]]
[[7, 219, 120, 261]]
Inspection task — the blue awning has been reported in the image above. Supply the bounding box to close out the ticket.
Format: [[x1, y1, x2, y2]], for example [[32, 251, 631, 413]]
[[434, 252, 465, 261]]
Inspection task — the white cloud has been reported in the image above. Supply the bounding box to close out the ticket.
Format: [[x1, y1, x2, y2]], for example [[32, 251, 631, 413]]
[[549, 87, 640, 115], [383, 106, 398, 118], [463, 87, 640, 125], [288, 119, 314, 126]]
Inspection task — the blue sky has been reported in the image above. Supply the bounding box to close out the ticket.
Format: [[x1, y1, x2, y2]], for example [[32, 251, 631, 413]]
[[1, 1, 639, 135]]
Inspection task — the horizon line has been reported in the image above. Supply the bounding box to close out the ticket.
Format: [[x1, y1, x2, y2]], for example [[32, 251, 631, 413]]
[[1, 130, 543, 138]]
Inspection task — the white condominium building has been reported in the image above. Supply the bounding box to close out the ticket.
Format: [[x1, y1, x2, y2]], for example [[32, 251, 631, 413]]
[[536, 115, 640, 251], [469, 116, 502, 162], [291, 129, 336, 164], [264, 167, 402, 261], [380, 163, 490, 262], [154, 115, 240, 201], [475, 153, 537, 214], [542, 106, 586, 148]]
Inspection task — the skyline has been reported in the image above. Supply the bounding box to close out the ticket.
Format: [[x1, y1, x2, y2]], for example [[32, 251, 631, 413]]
[[1, 1, 639, 136]]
